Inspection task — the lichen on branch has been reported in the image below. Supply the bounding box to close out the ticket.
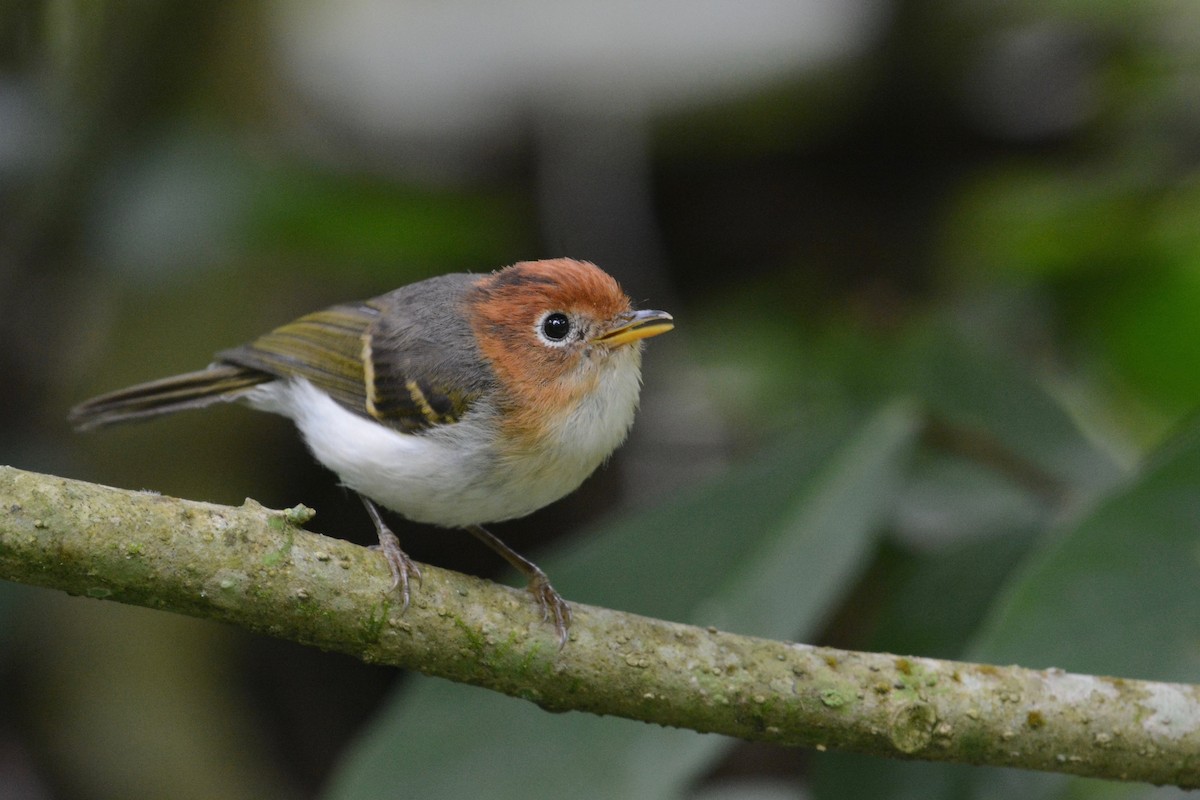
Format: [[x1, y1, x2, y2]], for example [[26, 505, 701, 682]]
[[1, 465, 1198, 788]]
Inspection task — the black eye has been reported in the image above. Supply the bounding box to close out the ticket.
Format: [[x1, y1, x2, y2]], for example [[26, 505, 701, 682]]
[[541, 312, 572, 341]]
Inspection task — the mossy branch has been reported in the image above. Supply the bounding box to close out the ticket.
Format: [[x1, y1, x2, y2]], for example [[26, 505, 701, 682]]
[[2, 465, 1198, 787]]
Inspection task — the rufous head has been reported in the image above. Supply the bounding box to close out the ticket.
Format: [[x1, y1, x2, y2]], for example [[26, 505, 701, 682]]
[[468, 259, 673, 420]]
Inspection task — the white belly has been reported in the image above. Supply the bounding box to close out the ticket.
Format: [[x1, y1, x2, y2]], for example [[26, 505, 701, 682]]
[[243, 372, 640, 527]]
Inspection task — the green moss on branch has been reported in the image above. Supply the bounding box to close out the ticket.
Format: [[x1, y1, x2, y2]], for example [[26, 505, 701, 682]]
[[2, 465, 1199, 787]]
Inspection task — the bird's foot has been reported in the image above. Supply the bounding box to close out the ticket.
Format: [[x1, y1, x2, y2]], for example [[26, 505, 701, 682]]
[[526, 569, 572, 648], [360, 495, 423, 612], [461, 523, 572, 648], [370, 527, 422, 613]]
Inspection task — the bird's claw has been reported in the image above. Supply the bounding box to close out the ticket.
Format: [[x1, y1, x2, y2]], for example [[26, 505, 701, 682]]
[[371, 530, 422, 613], [527, 572, 572, 648], [361, 496, 422, 613]]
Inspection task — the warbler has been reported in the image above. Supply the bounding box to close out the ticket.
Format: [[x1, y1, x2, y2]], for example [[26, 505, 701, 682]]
[[69, 258, 672, 645]]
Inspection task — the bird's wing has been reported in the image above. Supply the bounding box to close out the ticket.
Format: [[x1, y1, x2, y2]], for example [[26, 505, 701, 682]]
[[359, 276, 495, 432], [217, 276, 492, 433], [217, 302, 374, 414]]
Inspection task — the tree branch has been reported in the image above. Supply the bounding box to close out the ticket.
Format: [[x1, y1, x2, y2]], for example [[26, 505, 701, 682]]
[[2, 465, 1198, 787]]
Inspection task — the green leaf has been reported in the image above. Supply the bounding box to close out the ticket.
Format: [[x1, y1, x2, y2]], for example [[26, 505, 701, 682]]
[[689, 401, 921, 639], [905, 328, 1125, 496], [970, 417, 1200, 682], [854, 417, 1200, 800], [323, 403, 920, 800], [868, 528, 1041, 660], [810, 334, 1137, 800]]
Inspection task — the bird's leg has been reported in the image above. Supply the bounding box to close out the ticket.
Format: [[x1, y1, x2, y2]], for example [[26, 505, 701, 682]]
[[360, 495, 422, 613], [464, 524, 572, 647]]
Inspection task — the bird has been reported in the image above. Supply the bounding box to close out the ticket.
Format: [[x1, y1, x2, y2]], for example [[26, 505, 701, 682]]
[[69, 258, 674, 646]]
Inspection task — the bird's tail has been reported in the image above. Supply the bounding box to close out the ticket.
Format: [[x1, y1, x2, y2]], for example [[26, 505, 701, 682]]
[[69, 364, 271, 430]]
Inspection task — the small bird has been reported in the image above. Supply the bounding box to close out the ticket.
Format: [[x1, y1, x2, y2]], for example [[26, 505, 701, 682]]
[[70, 258, 673, 645]]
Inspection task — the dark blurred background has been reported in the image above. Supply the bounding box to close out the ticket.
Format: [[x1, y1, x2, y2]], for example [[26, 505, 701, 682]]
[[3, 1, 1200, 799]]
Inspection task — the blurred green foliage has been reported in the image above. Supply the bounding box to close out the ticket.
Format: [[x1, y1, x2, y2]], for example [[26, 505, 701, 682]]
[[2, 1, 1200, 799], [246, 170, 533, 275]]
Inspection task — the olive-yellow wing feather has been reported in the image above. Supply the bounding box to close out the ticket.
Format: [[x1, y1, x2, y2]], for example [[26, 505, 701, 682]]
[[219, 274, 492, 433], [71, 273, 494, 434]]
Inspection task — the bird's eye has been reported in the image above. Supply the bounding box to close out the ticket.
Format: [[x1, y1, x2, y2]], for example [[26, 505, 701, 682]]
[[540, 312, 572, 342]]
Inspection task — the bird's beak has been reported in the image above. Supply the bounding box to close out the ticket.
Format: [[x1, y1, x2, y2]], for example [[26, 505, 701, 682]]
[[594, 309, 675, 348]]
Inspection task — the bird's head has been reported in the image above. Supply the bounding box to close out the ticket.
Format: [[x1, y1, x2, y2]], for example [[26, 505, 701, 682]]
[[468, 259, 673, 436]]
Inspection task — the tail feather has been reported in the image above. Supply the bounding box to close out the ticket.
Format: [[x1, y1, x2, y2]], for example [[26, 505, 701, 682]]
[[69, 364, 272, 430]]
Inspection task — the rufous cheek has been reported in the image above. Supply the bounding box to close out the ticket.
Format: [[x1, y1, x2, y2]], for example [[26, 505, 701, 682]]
[[473, 333, 592, 446]]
